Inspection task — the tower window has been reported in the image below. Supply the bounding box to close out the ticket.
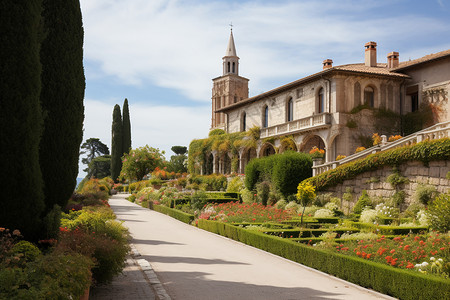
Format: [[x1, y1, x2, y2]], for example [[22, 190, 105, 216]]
[[227, 62, 230, 73], [232, 62, 235, 73], [364, 86, 374, 107]]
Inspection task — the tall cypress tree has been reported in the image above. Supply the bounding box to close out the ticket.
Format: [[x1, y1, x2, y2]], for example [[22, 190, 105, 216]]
[[122, 98, 132, 155], [39, 0, 85, 216], [111, 105, 123, 181], [0, 1, 45, 239]]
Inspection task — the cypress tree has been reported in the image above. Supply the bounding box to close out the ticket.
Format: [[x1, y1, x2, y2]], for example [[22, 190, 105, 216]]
[[111, 105, 123, 181], [39, 0, 85, 217], [122, 98, 132, 154], [0, 1, 45, 239]]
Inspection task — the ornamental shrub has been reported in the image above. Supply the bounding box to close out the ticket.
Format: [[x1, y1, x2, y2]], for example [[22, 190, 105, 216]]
[[360, 208, 377, 223], [427, 193, 450, 232], [414, 184, 438, 205], [353, 190, 372, 214], [275, 200, 288, 210], [314, 208, 333, 218], [226, 176, 245, 193], [272, 151, 312, 197], [256, 181, 271, 206]]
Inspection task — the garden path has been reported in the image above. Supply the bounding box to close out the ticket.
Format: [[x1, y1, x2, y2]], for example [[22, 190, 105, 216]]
[[109, 194, 395, 300]]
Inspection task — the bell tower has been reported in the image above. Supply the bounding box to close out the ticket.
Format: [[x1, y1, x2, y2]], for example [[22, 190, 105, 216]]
[[211, 29, 249, 130]]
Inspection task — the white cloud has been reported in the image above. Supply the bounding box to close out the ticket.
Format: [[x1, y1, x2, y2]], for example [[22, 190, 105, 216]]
[[80, 0, 449, 102], [79, 99, 210, 177]]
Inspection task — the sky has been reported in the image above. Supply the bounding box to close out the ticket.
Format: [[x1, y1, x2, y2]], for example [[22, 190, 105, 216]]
[[78, 0, 450, 178]]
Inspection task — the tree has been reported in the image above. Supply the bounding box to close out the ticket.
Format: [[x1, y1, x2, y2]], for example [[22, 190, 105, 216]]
[[171, 146, 187, 155], [111, 105, 123, 181], [88, 155, 111, 179], [0, 0, 45, 239], [122, 98, 132, 154], [119, 146, 164, 182], [80, 138, 110, 173], [39, 0, 85, 217], [166, 146, 187, 173], [296, 182, 316, 226]]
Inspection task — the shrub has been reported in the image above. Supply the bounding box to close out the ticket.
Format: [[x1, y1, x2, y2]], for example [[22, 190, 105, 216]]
[[226, 176, 245, 193], [190, 190, 208, 210], [414, 184, 438, 205], [272, 151, 312, 197], [285, 201, 299, 212], [386, 170, 409, 189], [275, 200, 288, 210], [353, 190, 372, 214], [9, 241, 41, 266], [427, 193, 450, 232], [256, 181, 271, 206], [241, 188, 255, 203], [359, 208, 377, 224], [314, 209, 334, 218]]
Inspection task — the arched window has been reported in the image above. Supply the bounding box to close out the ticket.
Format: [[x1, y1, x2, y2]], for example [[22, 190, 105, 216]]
[[364, 86, 374, 107], [318, 88, 324, 113], [232, 62, 235, 73], [241, 112, 246, 132], [263, 106, 269, 128], [287, 98, 293, 122], [227, 62, 230, 73]]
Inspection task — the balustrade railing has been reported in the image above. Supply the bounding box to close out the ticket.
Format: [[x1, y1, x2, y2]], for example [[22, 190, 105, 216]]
[[312, 121, 450, 176], [260, 113, 331, 138]]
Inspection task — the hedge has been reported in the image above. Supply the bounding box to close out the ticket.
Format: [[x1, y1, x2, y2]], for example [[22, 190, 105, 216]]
[[352, 222, 428, 235], [198, 219, 450, 300], [306, 138, 450, 191], [153, 204, 195, 224]]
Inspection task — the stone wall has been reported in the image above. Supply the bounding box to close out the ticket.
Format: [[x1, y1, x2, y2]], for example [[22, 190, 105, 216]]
[[321, 160, 450, 207]]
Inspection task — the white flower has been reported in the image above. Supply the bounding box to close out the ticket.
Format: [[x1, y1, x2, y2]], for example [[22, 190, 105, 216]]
[[421, 262, 429, 267], [430, 257, 436, 261], [438, 258, 443, 262]]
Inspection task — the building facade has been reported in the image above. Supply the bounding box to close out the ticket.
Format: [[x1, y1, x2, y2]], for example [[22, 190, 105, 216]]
[[203, 32, 450, 175]]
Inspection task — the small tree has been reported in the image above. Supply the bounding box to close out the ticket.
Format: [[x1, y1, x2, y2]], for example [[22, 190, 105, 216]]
[[296, 181, 316, 226], [80, 138, 109, 173], [171, 146, 187, 155], [119, 146, 164, 182], [122, 98, 132, 154], [111, 105, 123, 181], [88, 155, 111, 179]]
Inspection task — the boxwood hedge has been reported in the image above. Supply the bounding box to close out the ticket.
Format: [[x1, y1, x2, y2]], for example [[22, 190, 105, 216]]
[[198, 219, 450, 300], [153, 204, 195, 224]]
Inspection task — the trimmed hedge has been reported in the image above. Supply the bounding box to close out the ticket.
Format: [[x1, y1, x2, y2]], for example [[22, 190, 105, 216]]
[[198, 219, 450, 300], [352, 222, 428, 235], [306, 138, 450, 191], [153, 204, 195, 224]]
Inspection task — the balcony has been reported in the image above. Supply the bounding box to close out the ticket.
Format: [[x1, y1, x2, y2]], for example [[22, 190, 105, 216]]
[[260, 113, 331, 138]]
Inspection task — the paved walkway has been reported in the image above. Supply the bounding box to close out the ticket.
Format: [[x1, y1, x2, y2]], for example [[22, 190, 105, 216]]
[[106, 194, 395, 300]]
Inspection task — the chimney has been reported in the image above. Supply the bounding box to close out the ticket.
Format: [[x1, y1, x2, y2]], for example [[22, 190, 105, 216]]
[[387, 51, 399, 68], [322, 59, 333, 70], [364, 41, 377, 67]]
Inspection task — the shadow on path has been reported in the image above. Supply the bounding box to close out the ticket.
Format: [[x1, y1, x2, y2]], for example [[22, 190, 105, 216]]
[[132, 238, 184, 246], [158, 270, 347, 300], [143, 254, 249, 266]]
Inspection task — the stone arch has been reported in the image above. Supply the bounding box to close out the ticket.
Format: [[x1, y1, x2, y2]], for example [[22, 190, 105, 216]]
[[259, 143, 276, 157], [300, 135, 326, 155], [279, 136, 298, 153], [205, 152, 214, 175], [363, 84, 378, 108], [240, 147, 257, 173]]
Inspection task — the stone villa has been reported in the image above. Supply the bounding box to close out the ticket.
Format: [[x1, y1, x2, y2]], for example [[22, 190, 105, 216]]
[[204, 30, 450, 175]]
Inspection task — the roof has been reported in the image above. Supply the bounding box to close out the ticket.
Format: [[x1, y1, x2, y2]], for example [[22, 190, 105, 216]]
[[392, 49, 450, 71], [225, 31, 237, 57], [216, 63, 408, 113]]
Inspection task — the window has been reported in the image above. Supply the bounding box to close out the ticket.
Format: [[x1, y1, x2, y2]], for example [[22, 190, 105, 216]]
[[411, 92, 419, 112], [234, 96, 237, 103], [287, 98, 293, 122], [364, 86, 374, 107], [232, 62, 235, 73], [227, 62, 230, 73], [318, 88, 324, 113], [241, 112, 246, 132], [263, 106, 269, 128]]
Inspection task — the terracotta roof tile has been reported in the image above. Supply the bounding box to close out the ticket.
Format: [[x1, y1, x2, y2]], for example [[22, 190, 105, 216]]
[[391, 49, 450, 71], [334, 63, 409, 77]]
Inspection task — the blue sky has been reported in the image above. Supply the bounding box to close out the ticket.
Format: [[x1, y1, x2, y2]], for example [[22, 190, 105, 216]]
[[78, 0, 450, 177]]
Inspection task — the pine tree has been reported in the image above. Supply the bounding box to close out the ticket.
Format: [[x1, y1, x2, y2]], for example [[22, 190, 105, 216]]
[[0, 1, 45, 239], [122, 98, 132, 155], [39, 0, 85, 217], [111, 105, 123, 181]]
